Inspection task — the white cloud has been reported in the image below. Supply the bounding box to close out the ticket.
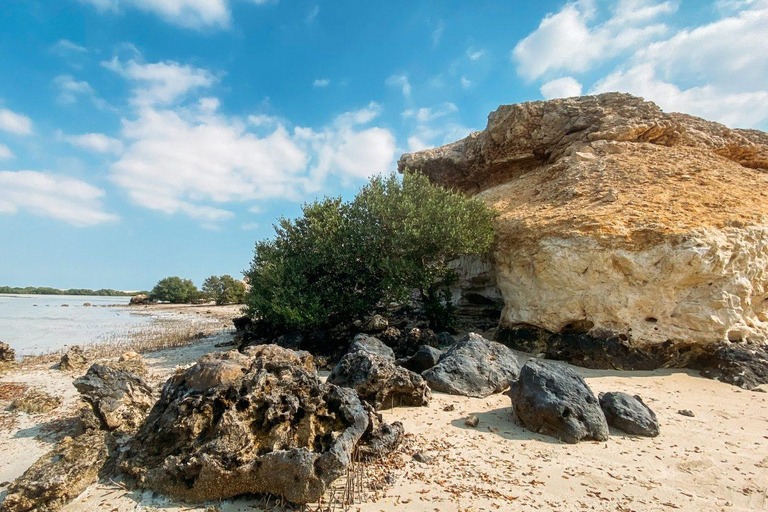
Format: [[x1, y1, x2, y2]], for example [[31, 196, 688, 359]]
[[467, 48, 485, 61], [385, 73, 412, 99], [0, 144, 14, 159], [0, 170, 118, 226], [431, 19, 445, 47], [512, 0, 676, 80], [54, 75, 94, 104], [460, 76, 472, 89], [103, 57, 217, 106], [51, 39, 88, 54], [79, 0, 231, 29], [109, 99, 396, 223], [241, 221, 260, 230], [305, 5, 320, 24], [313, 78, 330, 87], [402, 103, 458, 123], [540, 76, 583, 99], [65, 133, 125, 155], [0, 108, 33, 135], [401, 102, 472, 152]]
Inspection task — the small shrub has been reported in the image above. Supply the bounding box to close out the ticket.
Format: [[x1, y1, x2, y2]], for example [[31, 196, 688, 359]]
[[149, 277, 199, 304], [202, 275, 247, 305], [245, 172, 495, 334]]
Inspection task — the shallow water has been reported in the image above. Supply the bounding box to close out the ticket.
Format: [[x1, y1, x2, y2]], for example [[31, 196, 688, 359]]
[[0, 294, 153, 356]]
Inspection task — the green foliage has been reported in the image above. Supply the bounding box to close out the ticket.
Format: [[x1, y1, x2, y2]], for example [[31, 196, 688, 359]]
[[202, 275, 247, 305], [149, 277, 199, 304], [245, 171, 496, 332], [0, 286, 144, 296]]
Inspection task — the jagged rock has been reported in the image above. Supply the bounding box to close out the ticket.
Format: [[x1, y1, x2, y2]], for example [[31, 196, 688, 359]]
[[599, 392, 660, 437], [508, 360, 609, 443], [423, 333, 520, 398], [397, 346, 443, 374], [695, 343, 768, 390], [60, 346, 88, 372], [0, 341, 15, 364], [73, 363, 155, 432], [1, 431, 108, 512], [361, 314, 389, 333], [120, 346, 400, 504], [328, 351, 431, 410], [400, 93, 768, 368], [9, 390, 61, 415], [349, 333, 395, 360], [378, 326, 402, 346], [359, 418, 404, 458], [128, 294, 152, 305], [435, 332, 455, 347], [112, 351, 148, 377]]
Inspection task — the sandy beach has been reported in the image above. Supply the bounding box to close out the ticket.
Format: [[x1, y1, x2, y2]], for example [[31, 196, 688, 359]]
[[1, 330, 766, 512]]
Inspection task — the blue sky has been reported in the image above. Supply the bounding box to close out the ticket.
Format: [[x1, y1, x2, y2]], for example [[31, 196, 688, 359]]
[[1, 0, 767, 290]]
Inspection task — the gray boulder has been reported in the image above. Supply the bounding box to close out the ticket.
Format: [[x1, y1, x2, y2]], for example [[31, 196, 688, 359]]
[[1, 431, 108, 512], [508, 360, 609, 443], [73, 363, 155, 433], [328, 351, 431, 410], [423, 333, 520, 398], [349, 333, 395, 360], [120, 345, 400, 504], [599, 391, 660, 437], [397, 346, 443, 374]]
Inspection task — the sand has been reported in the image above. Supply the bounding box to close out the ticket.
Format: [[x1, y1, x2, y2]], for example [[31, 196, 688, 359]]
[[1, 335, 766, 512]]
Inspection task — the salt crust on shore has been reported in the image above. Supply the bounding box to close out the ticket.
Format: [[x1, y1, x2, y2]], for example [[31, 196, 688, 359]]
[[1, 334, 767, 511]]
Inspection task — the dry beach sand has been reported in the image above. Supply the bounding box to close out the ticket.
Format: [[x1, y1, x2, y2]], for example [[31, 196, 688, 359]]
[[1, 333, 767, 512]]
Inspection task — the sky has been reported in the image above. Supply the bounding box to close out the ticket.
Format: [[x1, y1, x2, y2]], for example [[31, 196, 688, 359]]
[[1, 0, 767, 290]]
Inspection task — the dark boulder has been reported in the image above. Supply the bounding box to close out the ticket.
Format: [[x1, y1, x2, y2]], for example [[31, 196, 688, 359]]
[[328, 351, 431, 410], [349, 333, 395, 360], [397, 346, 443, 374], [599, 392, 660, 437], [423, 333, 520, 398], [508, 360, 609, 443], [274, 331, 304, 350], [120, 346, 400, 504], [73, 363, 155, 433], [435, 332, 455, 347], [1, 431, 108, 512], [695, 343, 768, 390]]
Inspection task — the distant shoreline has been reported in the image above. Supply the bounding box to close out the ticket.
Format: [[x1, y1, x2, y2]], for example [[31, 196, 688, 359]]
[[0, 286, 145, 297]]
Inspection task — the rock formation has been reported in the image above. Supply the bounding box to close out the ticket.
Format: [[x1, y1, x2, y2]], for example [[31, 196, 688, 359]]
[[121, 346, 401, 504], [8, 390, 61, 415], [399, 93, 768, 377], [348, 333, 396, 360], [397, 345, 443, 374], [422, 333, 520, 397], [0, 341, 15, 370], [599, 392, 660, 437], [60, 346, 88, 372], [509, 360, 609, 443]]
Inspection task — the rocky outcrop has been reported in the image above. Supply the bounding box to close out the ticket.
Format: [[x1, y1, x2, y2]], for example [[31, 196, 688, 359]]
[[599, 392, 660, 437], [128, 294, 151, 305], [60, 346, 88, 372], [9, 390, 61, 415], [121, 346, 401, 504], [509, 360, 609, 443], [328, 351, 431, 410], [397, 345, 443, 374], [423, 333, 520, 397], [1, 431, 108, 512], [399, 93, 768, 377], [73, 363, 155, 433], [349, 333, 395, 360], [0, 341, 15, 370]]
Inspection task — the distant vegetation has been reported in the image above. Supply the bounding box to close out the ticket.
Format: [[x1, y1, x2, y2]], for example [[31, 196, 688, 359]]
[[244, 171, 496, 332], [0, 286, 143, 296], [149, 277, 200, 304], [202, 275, 247, 305]]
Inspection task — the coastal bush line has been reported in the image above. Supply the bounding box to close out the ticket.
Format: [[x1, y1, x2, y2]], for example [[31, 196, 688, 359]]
[[0, 286, 145, 296]]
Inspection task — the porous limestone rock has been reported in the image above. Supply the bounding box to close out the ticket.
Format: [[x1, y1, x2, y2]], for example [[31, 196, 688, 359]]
[[1, 431, 108, 512], [0, 341, 15, 372], [509, 360, 609, 443], [60, 346, 88, 372], [120, 346, 401, 504], [423, 332, 520, 398], [399, 93, 768, 371], [73, 363, 155, 432], [328, 350, 431, 409], [9, 390, 61, 415]]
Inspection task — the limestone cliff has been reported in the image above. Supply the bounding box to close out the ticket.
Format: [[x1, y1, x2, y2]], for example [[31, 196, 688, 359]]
[[399, 93, 768, 362]]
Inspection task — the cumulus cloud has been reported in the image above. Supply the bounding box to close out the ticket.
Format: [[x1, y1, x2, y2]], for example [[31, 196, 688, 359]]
[[512, 0, 675, 81], [0, 170, 118, 226], [402, 103, 458, 123], [313, 78, 330, 87], [385, 74, 412, 99], [540, 76, 583, 99], [0, 108, 33, 135], [103, 57, 217, 106], [51, 39, 88, 55], [109, 99, 396, 223], [64, 133, 125, 155], [467, 48, 485, 61], [78, 0, 231, 29], [0, 144, 13, 159], [401, 103, 472, 152]]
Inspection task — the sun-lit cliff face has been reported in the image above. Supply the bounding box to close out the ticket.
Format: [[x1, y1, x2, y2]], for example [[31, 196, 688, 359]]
[[399, 93, 768, 349]]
